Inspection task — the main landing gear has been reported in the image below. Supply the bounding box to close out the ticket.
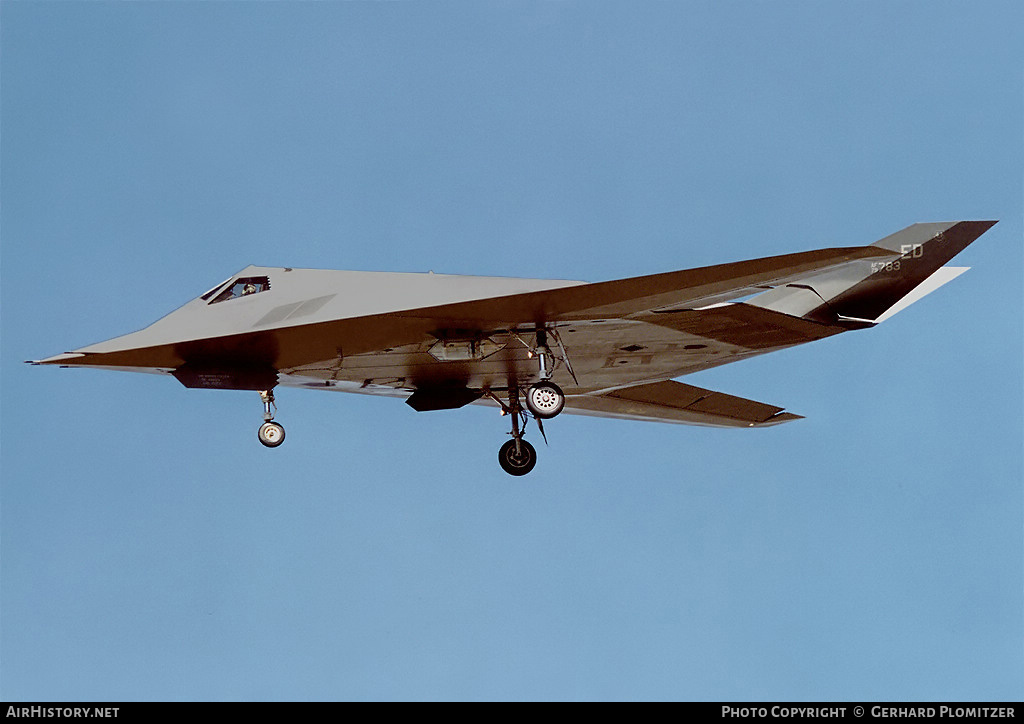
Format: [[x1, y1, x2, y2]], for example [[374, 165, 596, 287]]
[[493, 329, 568, 476], [495, 387, 538, 476], [251, 329, 569, 474], [257, 389, 285, 448], [525, 380, 565, 418], [523, 330, 566, 419]]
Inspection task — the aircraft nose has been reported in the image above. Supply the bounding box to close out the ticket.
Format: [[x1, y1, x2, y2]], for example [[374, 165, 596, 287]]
[[27, 352, 87, 365]]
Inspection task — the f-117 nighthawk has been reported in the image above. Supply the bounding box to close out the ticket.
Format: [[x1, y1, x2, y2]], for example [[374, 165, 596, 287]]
[[31, 221, 995, 475]]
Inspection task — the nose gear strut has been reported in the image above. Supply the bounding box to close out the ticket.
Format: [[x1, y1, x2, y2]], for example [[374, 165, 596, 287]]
[[257, 389, 286, 448]]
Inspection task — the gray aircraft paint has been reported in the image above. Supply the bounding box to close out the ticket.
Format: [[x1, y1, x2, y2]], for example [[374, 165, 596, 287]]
[[31, 221, 997, 466]]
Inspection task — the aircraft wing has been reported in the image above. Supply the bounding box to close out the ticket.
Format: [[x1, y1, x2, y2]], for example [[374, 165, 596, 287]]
[[30, 242, 898, 372], [247, 244, 899, 378], [387, 245, 897, 329], [562, 380, 801, 428]]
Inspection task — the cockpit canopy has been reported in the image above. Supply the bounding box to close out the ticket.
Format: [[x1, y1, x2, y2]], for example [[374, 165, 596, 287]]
[[201, 276, 271, 304]]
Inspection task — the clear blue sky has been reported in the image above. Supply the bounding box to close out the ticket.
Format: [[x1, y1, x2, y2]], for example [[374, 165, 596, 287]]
[[2, 1, 1021, 701]]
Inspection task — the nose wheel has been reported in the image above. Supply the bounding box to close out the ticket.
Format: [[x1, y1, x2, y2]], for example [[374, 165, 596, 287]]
[[257, 389, 286, 448], [258, 420, 286, 447]]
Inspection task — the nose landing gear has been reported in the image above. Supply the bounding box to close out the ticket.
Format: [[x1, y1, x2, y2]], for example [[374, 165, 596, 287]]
[[258, 420, 285, 447], [257, 389, 285, 448]]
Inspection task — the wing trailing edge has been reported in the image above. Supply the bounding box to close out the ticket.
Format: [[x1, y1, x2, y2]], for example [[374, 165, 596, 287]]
[[562, 379, 802, 428]]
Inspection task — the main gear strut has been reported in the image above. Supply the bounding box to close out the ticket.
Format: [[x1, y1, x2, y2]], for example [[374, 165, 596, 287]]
[[525, 329, 566, 419], [490, 386, 538, 476]]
